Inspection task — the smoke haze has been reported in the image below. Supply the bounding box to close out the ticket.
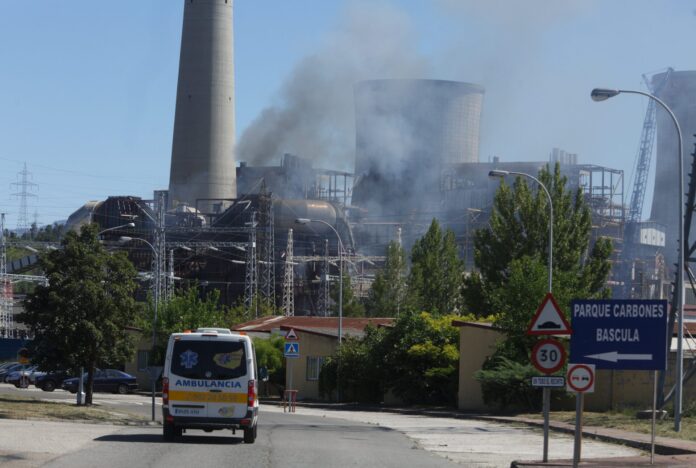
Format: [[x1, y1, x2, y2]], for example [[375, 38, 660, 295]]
[[237, 2, 428, 171]]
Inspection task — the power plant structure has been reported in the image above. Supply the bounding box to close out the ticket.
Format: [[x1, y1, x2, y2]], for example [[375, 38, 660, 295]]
[[5, 1, 688, 330], [168, 0, 237, 213]]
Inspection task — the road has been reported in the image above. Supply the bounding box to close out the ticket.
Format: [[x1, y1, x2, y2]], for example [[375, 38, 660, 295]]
[[0, 385, 644, 467]]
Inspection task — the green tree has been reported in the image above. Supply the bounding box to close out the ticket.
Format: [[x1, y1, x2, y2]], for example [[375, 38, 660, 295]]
[[465, 164, 612, 406], [381, 311, 460, 404], [253, 334, 285, 393], [408, 219, 463, 315], [365, 241, 407, 316], [139, 286, 245, 365], [18, 224, 140, 405]]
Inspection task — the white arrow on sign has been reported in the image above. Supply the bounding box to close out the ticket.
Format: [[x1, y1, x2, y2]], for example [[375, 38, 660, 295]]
[[585, 351, 652, 362]]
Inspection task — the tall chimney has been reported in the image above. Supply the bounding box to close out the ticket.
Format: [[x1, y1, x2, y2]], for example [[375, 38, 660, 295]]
[[169, 0, 236, 212]]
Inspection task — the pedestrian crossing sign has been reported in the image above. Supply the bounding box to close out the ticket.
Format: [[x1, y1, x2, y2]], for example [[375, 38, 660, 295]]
[[284, 342, 300, 358]]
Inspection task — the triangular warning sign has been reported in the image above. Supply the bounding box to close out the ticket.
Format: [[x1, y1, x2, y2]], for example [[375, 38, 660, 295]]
[[285, 328, 299, 341], [526, 293, 572, 336]]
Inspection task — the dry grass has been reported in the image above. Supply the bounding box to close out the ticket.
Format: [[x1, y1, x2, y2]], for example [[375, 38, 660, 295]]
[[0, 393, 149, 425], [519, 410, 696, 441]]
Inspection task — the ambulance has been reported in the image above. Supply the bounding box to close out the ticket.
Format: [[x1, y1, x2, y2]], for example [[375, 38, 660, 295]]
[[162, 328, 258, 443]]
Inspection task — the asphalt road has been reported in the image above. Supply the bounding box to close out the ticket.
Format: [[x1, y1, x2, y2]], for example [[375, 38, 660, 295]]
[[35, 410, 456, 468]]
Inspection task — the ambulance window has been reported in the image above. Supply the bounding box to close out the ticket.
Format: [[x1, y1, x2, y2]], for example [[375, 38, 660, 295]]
[[171, 340, 247, 380]]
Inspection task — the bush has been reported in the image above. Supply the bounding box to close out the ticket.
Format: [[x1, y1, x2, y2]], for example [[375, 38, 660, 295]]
[[475, 355, 540, 411]]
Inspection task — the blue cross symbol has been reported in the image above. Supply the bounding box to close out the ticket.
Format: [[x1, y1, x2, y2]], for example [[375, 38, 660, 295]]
[[180, 349, 198, 369]]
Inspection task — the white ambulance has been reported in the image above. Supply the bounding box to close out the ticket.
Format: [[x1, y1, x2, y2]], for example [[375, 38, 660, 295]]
[[162, 328, 259, 443]]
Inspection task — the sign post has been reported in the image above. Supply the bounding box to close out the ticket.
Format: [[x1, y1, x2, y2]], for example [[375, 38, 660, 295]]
[[526, 293, 571, 463], [284, 330, 300, 412], [569, 299, 668, 466], [567, 363, 595, 468]]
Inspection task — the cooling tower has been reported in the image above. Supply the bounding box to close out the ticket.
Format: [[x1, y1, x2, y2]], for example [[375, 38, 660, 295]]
[[352, 79, 484, 214], [168, 0, 236, 212], [650, 70, 696, 268]]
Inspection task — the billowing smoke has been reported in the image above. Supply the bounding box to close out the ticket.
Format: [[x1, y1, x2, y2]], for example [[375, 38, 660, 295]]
[[237, 2, 428, 171]]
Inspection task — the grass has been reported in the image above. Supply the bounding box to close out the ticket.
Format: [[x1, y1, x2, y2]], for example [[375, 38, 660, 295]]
[[518, 409, 696, 442], [0, 393, 150, 425]]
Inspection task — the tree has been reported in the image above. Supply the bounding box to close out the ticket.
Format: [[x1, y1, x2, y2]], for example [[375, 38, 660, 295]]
[[139, 286, 246, 365], [253, 334, 285, 395], [19, 224, 140, 405], [408, 219, 463, 315], [465, 164, 612, 406], [365, 241, 407, 316]]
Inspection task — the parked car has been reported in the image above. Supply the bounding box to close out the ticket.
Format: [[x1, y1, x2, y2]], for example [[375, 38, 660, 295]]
[[61, 369, 137, 394], [6, 366, 38, 387], [1, 364, 32, 383], [34, 370, 73, 392]]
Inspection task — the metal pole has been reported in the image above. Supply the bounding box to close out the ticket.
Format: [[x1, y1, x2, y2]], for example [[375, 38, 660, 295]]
[[151, 256, 158, 422], [652, 370, 657, 464], [511, 171, 554, 462], [607, 90, 684, 431], [572, 392, 583, 467]]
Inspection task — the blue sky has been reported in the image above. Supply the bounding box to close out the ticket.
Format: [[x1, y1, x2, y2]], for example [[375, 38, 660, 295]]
[[0, 0, 694, 229]]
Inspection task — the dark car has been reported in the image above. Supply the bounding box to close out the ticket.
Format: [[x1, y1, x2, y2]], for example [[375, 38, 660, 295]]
[[61, 369, 137, 394], [35, 370, 73, 392]]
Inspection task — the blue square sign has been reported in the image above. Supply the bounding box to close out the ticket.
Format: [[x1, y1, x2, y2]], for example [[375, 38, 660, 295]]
[[569, 299, 668, 370], [284, 342, 300, 358]]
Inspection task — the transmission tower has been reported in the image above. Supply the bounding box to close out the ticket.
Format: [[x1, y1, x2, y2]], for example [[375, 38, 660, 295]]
[[0, 213, 12, 338], [153, 192, 166, 307], [282, 229, 295, 317], [317, 239, 330, 316], [244, 212, 258, 316], [11, 163, 38, 232], [167, 249, 175, 302], [258, 186, 276, 309]]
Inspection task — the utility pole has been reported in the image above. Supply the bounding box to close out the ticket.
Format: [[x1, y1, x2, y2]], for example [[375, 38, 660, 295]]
[[317, 239, 330, 316], [11, 163, 38, 233], [0, 213, 11, 338], [167, 249, 175, 302], [258, 186, 276, 309], [244, 212, 258, 316], [282, 229, 295, 317]]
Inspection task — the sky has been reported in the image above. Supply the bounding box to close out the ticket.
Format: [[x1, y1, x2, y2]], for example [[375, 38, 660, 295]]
[[0, 0, 695, 230]]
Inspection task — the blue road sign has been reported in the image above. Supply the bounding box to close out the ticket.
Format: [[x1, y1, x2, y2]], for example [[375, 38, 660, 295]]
[[569, 299, 668, 370], [284, 342, 300, 358]]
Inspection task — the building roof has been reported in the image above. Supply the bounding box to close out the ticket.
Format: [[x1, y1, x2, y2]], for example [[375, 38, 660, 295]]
[[451, 320, 501, 331], [233, 316, 394, 339]]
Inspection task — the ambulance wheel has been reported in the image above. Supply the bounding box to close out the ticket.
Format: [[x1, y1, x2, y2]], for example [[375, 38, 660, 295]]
[[163, 421, 181, 441], [243, 425, 257, 444]]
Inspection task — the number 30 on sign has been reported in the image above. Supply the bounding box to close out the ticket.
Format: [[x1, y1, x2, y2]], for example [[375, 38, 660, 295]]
[[531, 339, 566, 374]]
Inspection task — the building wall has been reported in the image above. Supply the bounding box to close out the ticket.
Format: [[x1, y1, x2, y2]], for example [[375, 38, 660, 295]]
[[457, 324, 503, 411], [285, 331, 337, 400]]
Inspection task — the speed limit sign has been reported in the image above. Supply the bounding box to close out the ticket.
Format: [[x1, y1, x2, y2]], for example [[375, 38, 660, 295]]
[[531, 339, 566, 374]]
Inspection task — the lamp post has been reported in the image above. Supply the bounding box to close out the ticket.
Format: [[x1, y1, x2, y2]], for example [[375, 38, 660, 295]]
[[489, 169, 554, 461], [295, 218, 344, 401], [119, 235, 159, 421], [591, 87, 685, 431], [294, 218, 344, 344], [98, 222, 135, 237]]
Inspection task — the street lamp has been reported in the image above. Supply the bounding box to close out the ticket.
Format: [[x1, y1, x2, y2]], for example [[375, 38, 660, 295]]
[[98, 222, 135, 236], [295, 218, 344, 344], [295, 217, 344, 401], [591, 87, 685, 431], [489, 169, 554, 462], [119, 235, 159, 422]]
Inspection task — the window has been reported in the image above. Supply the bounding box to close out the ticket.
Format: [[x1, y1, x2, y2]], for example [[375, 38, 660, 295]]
[[137, 350, 149, 372], [306, 356, 325, 381], [171, 340, 246, 380]]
